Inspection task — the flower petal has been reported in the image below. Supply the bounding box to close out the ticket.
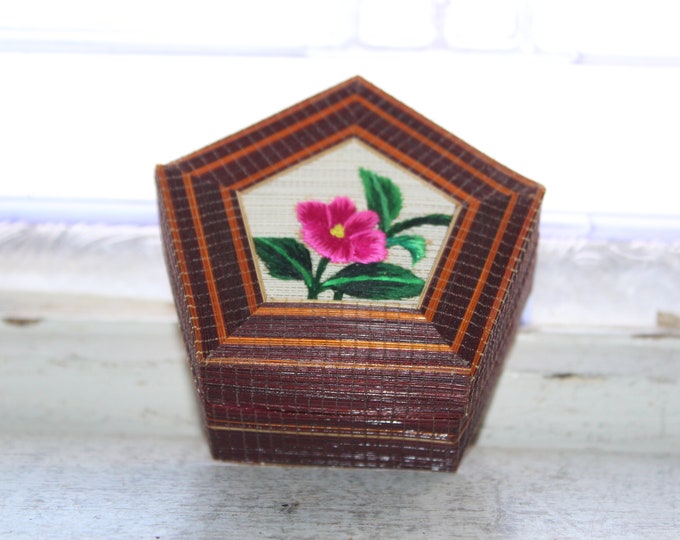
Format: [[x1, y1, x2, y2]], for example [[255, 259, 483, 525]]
[[327, 238, 354, 264], [343, 209, 380, 237], [348, 229, 388, 264], [296, 200, 331, 230], [327, 197, 356, 225]]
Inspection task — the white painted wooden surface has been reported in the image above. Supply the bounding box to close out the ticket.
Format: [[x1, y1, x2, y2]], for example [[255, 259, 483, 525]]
[[1, 295, 679, 538], [3, 436, 678, 539]]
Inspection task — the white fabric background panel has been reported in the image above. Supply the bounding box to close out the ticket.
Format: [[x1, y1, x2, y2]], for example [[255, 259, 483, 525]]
[[240, 139, 459, 306]]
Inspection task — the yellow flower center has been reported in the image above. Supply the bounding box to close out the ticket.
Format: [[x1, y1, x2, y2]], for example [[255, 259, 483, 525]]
[[329, 223, 345, 239]]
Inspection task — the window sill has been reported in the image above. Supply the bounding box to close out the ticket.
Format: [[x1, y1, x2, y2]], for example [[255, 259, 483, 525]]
[[2, 293, 679, 537], [1, 218, 679, 536], [3, 435, 677, 538]]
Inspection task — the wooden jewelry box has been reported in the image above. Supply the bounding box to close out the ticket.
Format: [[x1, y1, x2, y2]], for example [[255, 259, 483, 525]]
[[156, 76, 544, 471]]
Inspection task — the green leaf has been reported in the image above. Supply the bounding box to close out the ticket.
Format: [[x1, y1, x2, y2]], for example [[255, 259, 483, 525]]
[[321, 262, 425, 300], [387, 214, 453, 237], [253, 237, 313, 288], [386, 235, 427, 265], [359, 168, 403, 232]]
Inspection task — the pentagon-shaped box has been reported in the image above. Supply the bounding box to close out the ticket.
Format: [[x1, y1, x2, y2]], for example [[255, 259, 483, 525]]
[[156, 77, 544, 471]]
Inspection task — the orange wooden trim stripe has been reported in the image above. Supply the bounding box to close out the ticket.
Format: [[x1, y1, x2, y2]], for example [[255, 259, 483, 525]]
[[222, 191, 259, 314], [228, 128, 355, 192], [171, 79, 358, 165], [255, 305, 428, 322], [222, 336, 453, 353], [363, 79, 543, 191], [203, 355, 470, 375], [354, 95, 515, 197], [209, 420, 451, 440], [353, 127, 474, 204], [209, 420, 454, 441], [188, 93, 514, 203], [207, 423, 457, 445], [209, 419, 448, 435], [451, 195, 518, 352], [189, 97, 357, 178], [157, 167, 205, 360], [181, 174, 229, 342], [172, 75, 541, 195], [470, 197, 542, 372], [190, 89, 520, 201], [423, 202, 479, 322]]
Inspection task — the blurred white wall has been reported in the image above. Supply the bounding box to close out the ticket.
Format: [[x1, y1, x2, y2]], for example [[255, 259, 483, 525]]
[[1, 0, 679, 221]]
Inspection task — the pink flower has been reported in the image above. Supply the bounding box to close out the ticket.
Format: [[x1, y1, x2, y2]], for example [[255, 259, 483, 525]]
[[296, 196, 387, 264]]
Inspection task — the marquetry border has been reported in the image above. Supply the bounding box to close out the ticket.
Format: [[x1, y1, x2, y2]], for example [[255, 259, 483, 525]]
[[156, 76, 544, 377]]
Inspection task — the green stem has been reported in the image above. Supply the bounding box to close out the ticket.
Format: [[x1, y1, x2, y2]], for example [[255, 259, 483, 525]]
[[307, 257, 330, 300], [386, 214, 452, 237], [315, 257, 330, 284]]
